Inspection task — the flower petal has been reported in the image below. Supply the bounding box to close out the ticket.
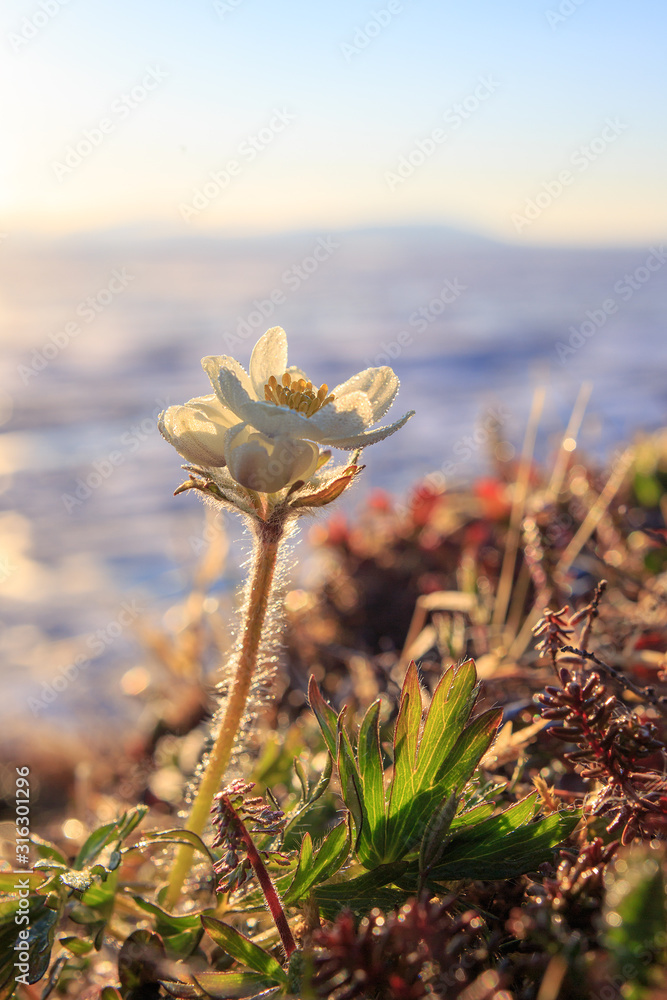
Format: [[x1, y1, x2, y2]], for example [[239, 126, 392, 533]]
[[202, 355, 254, 401], [314, 409, 415, 450], [158, 399, 233, 467], [209, 366, 319, 438], [306, 391, 374, 441], [249, 326, 288, 397], [225, 424, 319, 492], [184, 393, 238, 428], [332, 367, 400, 423]]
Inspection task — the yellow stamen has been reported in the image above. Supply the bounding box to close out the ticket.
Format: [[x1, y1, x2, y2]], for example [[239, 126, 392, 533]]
[[262, 371, 335, 417]]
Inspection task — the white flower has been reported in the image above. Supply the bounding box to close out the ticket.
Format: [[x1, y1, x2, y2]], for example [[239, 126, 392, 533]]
[[158, 326, 413, 493]]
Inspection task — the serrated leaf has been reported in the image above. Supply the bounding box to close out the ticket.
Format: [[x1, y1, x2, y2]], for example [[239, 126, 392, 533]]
[[313, 863, 410, 917], [416, 660, 477, 788], [283, 823, 349, 905], [201, 917, 288, 983], [386, 707, 501, 864], [308, 676, 338, 759], [435, 708, 502, 788], [386, 663, 423, 830], [356, 700, 386, 866], [426, 810, 580, 881], [449, 802, 496, 830]]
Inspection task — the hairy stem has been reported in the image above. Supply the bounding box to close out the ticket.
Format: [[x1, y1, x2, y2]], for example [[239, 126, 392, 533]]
[[165, 512, 286, 909], [234, 805, 297, 958]]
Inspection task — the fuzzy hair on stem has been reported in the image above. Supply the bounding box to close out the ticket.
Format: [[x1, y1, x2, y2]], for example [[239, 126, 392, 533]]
[[164, 506, 292, 909]]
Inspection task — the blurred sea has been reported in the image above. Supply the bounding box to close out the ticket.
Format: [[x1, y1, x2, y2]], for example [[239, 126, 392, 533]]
[[1, 225, 665, 737]]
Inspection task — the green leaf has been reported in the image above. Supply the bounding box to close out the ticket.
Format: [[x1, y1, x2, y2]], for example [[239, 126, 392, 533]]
[[193, 972, 283, 999], [132, 897, 207, 958], [73, 867, 117, 916], [0, 872, 47, 893], [427, 810, 580, 881], [386, 663, 423, 833], [30, 834, 67, 865], [201, 917, 288, 984], [116, 804, 149, 842], [603, 847, 667, 992], [283, 823, 350, 905], [314, 863, 410, 917], [100, 989, 123, 1000], [75, 821, 119, 868], [119, 929, 166, 988], [0, 892, 61, 995], [356, 699, 386, 866], [386, 707, 501, 864], [337, 721, 364, 847], [60, 935, 95, 955], [435, 708, 502, 789], [416, 660, 477, 788], [419, 791, 459, 877], [308, 675, 338, 759], [293, 758, 309, 800], [449, 802, 496, 830], [383, 661, 488, 864], [283, 754, 333, 840], [137, 828, 216, 863]]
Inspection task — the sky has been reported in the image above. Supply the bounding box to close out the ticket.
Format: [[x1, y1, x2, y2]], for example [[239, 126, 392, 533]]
[[1, 0, 666, 245]]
